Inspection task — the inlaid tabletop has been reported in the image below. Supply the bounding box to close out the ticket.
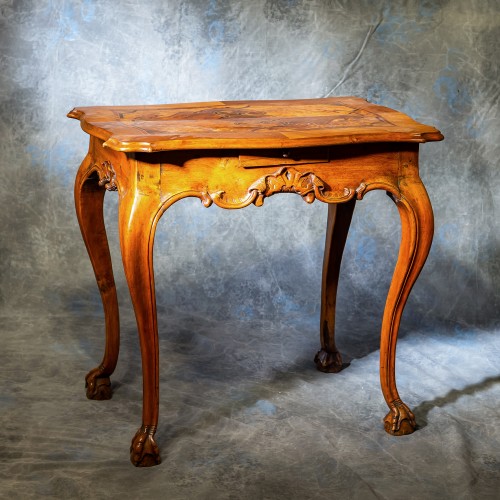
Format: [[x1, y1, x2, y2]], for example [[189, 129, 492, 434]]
[[68, 97, 443, 153]]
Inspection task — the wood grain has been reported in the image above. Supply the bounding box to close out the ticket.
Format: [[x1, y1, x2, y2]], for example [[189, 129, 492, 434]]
[[315, 198, 356, 373], [71, 98, 443, 466], [74, 152, 120, 401], [68, 97, 443, 152]]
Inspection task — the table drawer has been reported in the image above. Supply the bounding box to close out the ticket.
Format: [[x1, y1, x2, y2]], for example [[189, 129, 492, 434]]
[[239, 147, 330, 168]]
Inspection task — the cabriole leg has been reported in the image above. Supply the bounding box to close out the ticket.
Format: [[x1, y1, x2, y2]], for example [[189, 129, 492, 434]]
[[315, 199, 356, 373], [74, 154, 120, 400], [119, 190, 162, 467], [381, 173, 434, 435]]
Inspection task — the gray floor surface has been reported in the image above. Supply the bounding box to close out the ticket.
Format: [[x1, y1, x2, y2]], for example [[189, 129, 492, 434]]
[[1, 306, 499, 499]]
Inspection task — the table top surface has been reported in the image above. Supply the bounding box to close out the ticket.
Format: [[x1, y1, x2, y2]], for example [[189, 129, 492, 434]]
[[68, 97, 443, 152]]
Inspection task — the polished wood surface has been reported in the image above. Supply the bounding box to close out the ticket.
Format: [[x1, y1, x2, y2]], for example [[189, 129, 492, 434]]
[[70, 97, 443, 466], [74, 155, 119, 401], [315, 198, 356, 373], [68, 97, 443, 152]]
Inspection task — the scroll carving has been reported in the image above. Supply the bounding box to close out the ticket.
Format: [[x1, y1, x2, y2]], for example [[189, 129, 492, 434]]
[[356, 181, 402, 202], [164, 166, 357, 211], [248, 166, 353, 206], [355, 182, 368, 200], [94, 161, 118, 191]]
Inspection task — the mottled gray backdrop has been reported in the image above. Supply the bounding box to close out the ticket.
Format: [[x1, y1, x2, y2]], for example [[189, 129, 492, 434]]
[[1, 1, 499, 498]]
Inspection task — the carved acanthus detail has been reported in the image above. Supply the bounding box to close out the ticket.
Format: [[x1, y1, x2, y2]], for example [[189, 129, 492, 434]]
[[248, 167, 353, 206], [94, 161, 118, 191], [167, 166, 357, 211]]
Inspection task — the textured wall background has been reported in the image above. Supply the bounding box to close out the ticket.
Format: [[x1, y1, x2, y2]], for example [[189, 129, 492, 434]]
[[1, 0, 499, 336], [1, 0, 499, 497]]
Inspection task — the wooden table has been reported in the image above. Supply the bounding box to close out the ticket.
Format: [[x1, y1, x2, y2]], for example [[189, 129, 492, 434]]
[[69, 97, 443, 467]]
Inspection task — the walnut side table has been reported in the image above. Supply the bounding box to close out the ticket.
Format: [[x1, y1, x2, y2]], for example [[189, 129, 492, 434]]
[[69, 97, 443, 467]]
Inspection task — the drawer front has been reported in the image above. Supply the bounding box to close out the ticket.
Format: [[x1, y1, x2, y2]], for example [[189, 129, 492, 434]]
[[239, 147, 330, 168]]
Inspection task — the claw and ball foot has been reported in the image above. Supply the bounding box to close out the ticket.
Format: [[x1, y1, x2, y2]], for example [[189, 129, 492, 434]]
[[130, 426, 161, 467], [384, 399, 416, 436], [314, 348, 343, 373], [85, 367, 112, 400]]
